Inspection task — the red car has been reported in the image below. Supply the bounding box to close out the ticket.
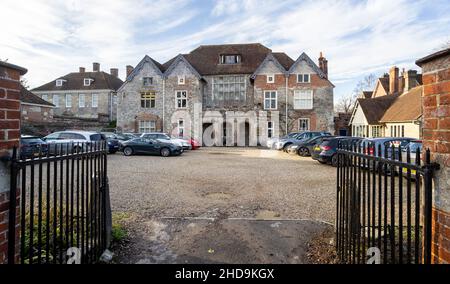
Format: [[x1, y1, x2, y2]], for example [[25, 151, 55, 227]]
[[189, 138, 200, 150]]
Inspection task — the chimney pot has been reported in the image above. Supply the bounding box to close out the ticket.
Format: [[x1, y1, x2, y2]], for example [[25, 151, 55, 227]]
[[389, 66, 399, 95], [404, 69, 418, 92], [79, 67, 85, 73], [126, 65, 134, 78], [110, 68, 119, 78], [93, 62, 100, 72], [318, 52, 328, 79]]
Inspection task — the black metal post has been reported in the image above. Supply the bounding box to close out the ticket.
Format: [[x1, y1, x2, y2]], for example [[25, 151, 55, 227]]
[[8, 147, 18, 264]]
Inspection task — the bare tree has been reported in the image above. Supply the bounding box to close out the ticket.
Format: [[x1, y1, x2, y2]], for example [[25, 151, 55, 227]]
[[335, 73, 376, 114]]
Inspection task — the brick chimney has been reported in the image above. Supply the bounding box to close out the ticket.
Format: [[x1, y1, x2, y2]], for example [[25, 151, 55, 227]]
[[93, 62, 100, 72], [126, 65, 134, 78], [389, 66, 399, 95], [404, 69, 418, 92], [318, 52, 328, 79], [110, 68, 119, 78], [79, 67, 85, 73]]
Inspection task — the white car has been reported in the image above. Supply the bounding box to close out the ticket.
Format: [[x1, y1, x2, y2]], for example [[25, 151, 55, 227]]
[[266, 132, 301, 149], [43, 130, 104, 154], [140, 132, 191, 150]]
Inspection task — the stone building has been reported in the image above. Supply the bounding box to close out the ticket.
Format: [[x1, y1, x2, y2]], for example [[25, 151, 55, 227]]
[[20, 85, 54, 124], [117, 43, 335, 145], [31, 63, 123, 122]]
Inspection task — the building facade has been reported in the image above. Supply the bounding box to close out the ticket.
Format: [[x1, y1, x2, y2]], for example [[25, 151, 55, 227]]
[[20, 85, 54, 124], [117, 44, 335, 145], [32, 63, 123, 122], [350, 66, 423, 139]]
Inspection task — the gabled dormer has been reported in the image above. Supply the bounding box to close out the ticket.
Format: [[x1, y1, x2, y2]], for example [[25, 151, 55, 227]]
[[55, 79, 66, 87], [163, 54, 202, 80], [219, 54, 241, 65], [251, 53, 290, 79], [83, 78, 94, 86]]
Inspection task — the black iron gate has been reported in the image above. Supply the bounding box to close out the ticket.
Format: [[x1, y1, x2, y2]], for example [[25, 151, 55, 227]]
[[8, 142, 111, 264], [336, 141, 439, 264]]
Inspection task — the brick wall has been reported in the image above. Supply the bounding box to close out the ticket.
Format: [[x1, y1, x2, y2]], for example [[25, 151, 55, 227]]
[[0, 61, 26, 264], [417, 48, 450, 264]]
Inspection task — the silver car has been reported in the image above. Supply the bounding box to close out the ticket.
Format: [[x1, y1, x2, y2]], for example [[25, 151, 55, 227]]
[[43, 130, 104, 154]]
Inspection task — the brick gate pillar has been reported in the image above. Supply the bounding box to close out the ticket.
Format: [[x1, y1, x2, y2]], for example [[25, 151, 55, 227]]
[[416, 48, 450, 264], [0, 61, 27, 264]]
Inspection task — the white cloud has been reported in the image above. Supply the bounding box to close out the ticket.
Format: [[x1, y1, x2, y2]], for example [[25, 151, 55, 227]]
[[1, 0, 449, 101]]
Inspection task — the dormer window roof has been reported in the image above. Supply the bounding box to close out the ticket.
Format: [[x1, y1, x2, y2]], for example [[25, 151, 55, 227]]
[[220, 54, 241, 64], [84, 78, 94, 86], [55, 79, 66, 87]]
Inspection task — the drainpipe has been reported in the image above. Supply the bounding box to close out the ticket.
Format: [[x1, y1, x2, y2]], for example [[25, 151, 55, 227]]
[[285, 75, 288, 135], [162, 77, 165, 132]]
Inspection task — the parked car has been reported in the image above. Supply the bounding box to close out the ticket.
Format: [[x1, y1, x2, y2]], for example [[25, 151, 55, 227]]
[[100, 133, 120, 154], [266, 132, 301, 149], [140, 132, 192, 150], [42, 130, 105, 154], [275, 131, 332, 151], [401, 140, 422, 178], [120, 137, 183, 157], [120, 133, 139, 141], [286, 135, 336, 156], [189, 138, 201, 150], [311, 136, 362, 166], [20, 135, 48, 159], [360, 137, 415, 158]]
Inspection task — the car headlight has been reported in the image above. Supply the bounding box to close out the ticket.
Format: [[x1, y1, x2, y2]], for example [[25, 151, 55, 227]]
[[291, 145, 298, 149]]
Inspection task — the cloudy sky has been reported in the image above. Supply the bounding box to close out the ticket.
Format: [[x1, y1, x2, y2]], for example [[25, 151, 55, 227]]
[[1, 0, 449, 101]]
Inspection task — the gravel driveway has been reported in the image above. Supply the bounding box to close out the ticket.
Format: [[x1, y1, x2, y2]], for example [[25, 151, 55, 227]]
[[108, 147, 337, 263], [108, 147, 337, 224]]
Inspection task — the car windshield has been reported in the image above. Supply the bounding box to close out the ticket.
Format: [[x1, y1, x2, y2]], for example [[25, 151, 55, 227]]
[[157, 134, 170, 140], [21, 138, 44, 144], [90, 134, 103, 141]]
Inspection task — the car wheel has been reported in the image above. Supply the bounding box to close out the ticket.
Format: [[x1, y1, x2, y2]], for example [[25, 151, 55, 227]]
[[331, 154, 339, 167], [123, 147, 133, 156], [298, 147, 309, 156], [160, 148, 170, 157], [283, 143, 292, 152]]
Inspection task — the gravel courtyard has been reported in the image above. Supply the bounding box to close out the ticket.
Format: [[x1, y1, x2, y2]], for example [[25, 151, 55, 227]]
[[108, 147, 337, 264], [108, 147, 336, 223]]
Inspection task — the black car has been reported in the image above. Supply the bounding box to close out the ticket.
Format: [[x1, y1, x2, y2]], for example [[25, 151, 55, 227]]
[[101, 134, 120, 154], [311, 136, 362, 166], [20, 136, 48, 159], [120, 138, 183, 157], [287, 135, 336, 156]]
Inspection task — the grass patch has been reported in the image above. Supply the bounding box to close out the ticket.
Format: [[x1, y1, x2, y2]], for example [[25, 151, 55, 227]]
[[111, 212, 131, 243]]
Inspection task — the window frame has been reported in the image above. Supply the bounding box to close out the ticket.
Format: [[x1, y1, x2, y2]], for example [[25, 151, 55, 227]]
[[91, 94, 98, 108], [297, 73, 311, 83], [65, 94, 72, 108], [298, 118, 310, 132], [79, 93, 85, 108], [53, 95, 59, 107], [56, 79, 64, 87], [212, 75, 246, 102], [220, 54, 241, 64], [177, 75, 185, 85], [293, 90, 313, 109], [138, 120, 156, 133], [41, 94, 48, 102], [267, 121, 274, 138], [175, 90, 187, 109], [263, 90, 277, 110], [267, 74, 275, 84], [83, 78, 92, 86], [140, 91, 156, 108], [143, 77, 153, 86]]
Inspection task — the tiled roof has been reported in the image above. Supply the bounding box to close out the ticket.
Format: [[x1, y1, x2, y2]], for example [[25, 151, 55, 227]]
[[357, 94, 398, 124], [380, 86, 422, 122], [31, 71, 123, 92], [20, 85, 54, 107], [272, 52, 295, 70], [182, 43, 272, 75], [362, 91, 373, 98]]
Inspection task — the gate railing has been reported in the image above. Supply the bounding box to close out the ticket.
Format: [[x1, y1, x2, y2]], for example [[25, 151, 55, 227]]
[[336, 140, 439, 264], [8, 141, 111, 264]]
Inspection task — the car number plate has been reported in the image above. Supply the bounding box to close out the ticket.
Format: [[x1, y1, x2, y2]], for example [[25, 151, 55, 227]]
[[402, 168, 416, 175]]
